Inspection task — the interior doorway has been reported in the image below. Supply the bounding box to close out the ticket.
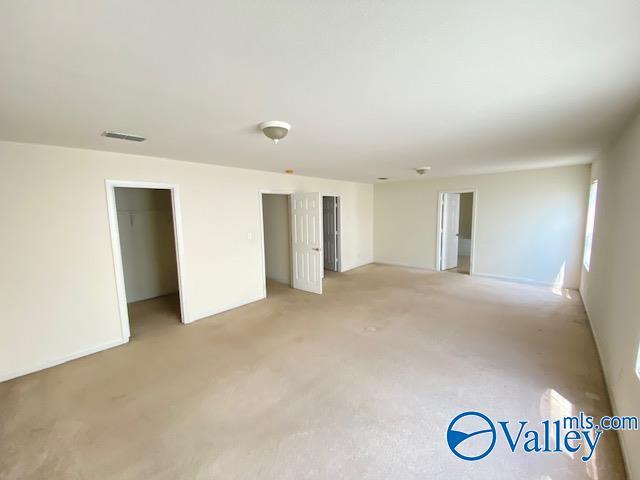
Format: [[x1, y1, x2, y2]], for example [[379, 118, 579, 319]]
[[106, 181, 187, 340], [259, 191, 342, 297], [437, 190, 476, 275], [322, 196, 340, 273], [261, 193, 292, 296]]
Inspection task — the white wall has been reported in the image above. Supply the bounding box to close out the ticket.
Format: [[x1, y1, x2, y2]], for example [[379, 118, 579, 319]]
[[580, 112, 640, 479], [0, 141, 374, 381], [116, 188, 178, 303], [374, 165, 590, 288], [262, 194, 290, 285]]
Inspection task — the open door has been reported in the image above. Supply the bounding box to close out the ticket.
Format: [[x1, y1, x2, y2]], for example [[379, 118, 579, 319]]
[[441, 193, 460, 270], [290, 192, 323, 294]]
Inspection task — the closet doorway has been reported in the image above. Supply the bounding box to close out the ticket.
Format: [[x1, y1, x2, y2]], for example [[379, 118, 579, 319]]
[[106, 181, 187, 339], [436, 190, 476, 275], [259, 191, 342, 297]]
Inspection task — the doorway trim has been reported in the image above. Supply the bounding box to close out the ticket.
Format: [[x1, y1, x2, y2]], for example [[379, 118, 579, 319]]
[[258, 189, 295, 298], [321, 193, 343, 274], [258, 190, 344, 297], [105, 180, 189, 340], [435, 188, 477, 274]]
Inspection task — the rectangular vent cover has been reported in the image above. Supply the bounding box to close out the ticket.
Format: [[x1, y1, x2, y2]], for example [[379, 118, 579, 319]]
[[102, 131, 146, 142]]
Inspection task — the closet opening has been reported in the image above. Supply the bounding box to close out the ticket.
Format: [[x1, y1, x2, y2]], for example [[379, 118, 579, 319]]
[[106, 181, 187, 340]]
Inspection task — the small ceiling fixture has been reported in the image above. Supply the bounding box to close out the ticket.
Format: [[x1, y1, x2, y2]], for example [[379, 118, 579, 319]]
[[285, 169, 294, 174], [259, 121, 291, 144], [415, 166, 432, 175], [377, 177, 389, 181], [102, 131, 146, 142]]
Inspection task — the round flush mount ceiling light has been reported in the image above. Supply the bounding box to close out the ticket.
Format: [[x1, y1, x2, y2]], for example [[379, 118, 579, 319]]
[[415, 166, 432, 175], [259, 121, 291, 144]]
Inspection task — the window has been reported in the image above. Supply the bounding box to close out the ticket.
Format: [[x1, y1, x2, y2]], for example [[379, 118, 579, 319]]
[[583, 180, 598, 271]]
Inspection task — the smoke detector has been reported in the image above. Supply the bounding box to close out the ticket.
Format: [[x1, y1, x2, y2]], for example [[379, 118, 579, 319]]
[[415, 166, 432, 175], [259, 121, 291, 144]]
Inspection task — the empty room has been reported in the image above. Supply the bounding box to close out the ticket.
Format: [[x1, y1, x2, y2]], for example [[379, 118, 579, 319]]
[[1, 2, 639, 479]]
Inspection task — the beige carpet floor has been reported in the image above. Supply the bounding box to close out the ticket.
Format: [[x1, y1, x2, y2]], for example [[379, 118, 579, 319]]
[[0, 265, 627, 479]]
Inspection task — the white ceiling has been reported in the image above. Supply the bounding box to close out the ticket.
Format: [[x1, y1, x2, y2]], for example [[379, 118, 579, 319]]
[[2, 1, 640, 183]]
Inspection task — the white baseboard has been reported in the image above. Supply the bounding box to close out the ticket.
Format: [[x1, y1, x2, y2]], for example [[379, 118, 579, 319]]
[[189, 294, 266, 324], [265, 276, 290, 285], [374, 261, 435, 271], [374, 263, 578, 289], [473, 271, 578, 289], [189, 266, 376, 323], [340, 260, 374, 273], [0, 337, 129, 383], [474, 271, 554, 286], [579, 292, 632, 479], [374, 262, 582, 290]]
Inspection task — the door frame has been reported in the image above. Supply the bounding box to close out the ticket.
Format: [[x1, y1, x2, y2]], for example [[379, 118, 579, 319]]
[[258, 190, 343, 297], [435, 188, 477, 274], [258, 189, 295, 298], [105, 180, 189, 340], [321, 193, 343, 273]]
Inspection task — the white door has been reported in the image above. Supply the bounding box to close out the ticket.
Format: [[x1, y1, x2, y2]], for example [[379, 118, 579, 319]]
[[290, 192, 323, 294], [323, 197, 338, 272], [441, 193, 460, 270]]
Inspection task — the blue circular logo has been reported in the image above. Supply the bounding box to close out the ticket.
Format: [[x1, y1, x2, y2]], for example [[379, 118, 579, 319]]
[[447, 411, 497, 461]]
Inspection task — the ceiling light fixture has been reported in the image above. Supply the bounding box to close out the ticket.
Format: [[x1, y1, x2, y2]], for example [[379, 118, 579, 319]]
[[259, 121, 291, 144], [415, 166, 432, 175], [377, 177, 389, 181]]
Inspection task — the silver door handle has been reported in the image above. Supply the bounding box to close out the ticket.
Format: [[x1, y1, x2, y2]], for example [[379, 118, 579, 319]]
[[312, 247, 321, 251]]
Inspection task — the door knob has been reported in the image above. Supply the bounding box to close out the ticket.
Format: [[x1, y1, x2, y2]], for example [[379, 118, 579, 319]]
[[312, 247, 321, 251]]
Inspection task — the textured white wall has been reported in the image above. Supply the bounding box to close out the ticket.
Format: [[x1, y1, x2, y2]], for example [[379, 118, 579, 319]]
[[0, 141, 374, 381], [262, 194, 290, 285], [580, 112, 640, 479], [115, 188, 178, 303], [374, 165, 590, 288]]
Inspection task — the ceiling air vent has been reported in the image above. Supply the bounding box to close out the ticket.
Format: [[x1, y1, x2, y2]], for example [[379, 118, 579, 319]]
[[102, 131, 146, 142]]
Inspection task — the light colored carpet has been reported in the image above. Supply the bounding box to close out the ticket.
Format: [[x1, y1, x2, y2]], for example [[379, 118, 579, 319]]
[[0, 265, 626, 479]]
